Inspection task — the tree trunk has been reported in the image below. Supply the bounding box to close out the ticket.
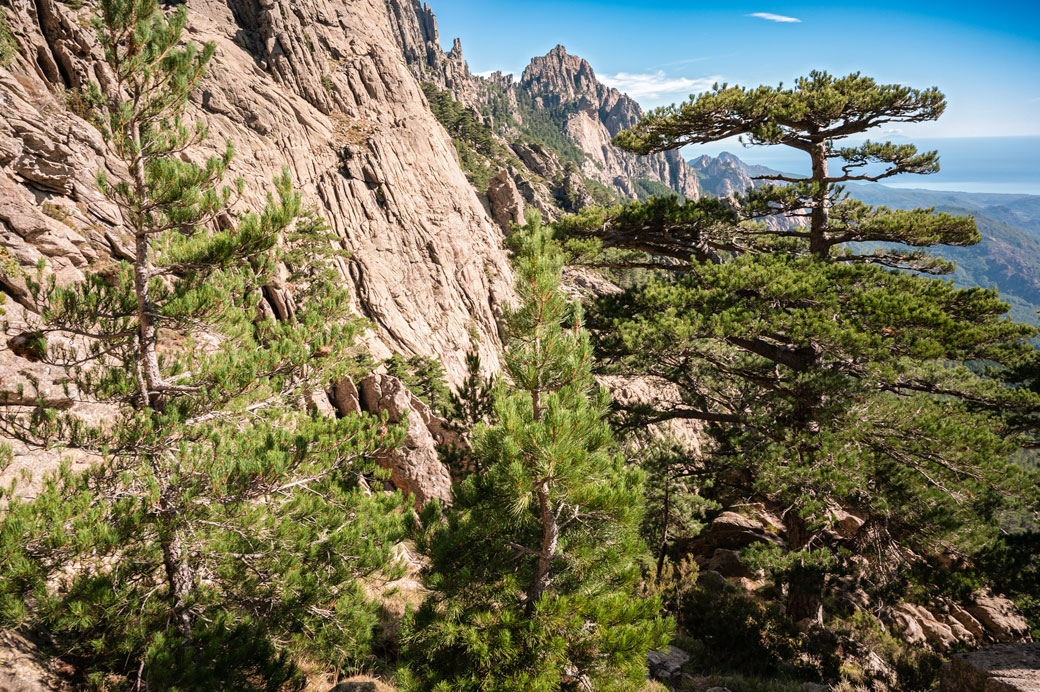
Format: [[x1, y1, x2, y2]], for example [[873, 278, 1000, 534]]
[[161, 527, 196, 640], [130, 120, 163, 408], [786, 580, 823, 625], [526, 480, 559, 614], [158, 481, 196, 640], [656, 476, 670, 578], [808, 141, 830, 258], [783, 511, 823, 625]]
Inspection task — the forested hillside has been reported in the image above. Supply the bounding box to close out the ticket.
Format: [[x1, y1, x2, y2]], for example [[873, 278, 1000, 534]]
[[0, 1, 1037, 691]]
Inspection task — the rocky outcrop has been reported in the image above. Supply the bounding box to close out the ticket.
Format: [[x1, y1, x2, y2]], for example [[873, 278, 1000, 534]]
[[646, 645, 690, 682], [486, 168, 525, 232], [885, 592, 1033, 650], [696, 511, 786, 552], [521, 45, 699, 200], [940, 643, 1040, 692], [969, 593, 1033, 643], [688, 498, 1031, 655], [357, 374, 454, 506]]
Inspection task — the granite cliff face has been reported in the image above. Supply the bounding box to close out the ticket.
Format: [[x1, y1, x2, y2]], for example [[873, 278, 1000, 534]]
[[1, 0, 513, 385], [523, 45, 699, 200], [0, 0, 517, 502], [386, 1, 699, 223]]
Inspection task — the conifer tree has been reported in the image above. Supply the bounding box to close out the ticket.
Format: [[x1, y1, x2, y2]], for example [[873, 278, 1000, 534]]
[[639, 441, 716, 579], [612, 71, 977, 269], [559, 72, 1040, 623], [0, 2, 403, 688], [402, 212, 669, 692]]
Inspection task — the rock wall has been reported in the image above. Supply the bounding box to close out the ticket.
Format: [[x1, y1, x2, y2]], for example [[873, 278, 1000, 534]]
[[0, 0, 514, 493], [1, 0, 513, 384]]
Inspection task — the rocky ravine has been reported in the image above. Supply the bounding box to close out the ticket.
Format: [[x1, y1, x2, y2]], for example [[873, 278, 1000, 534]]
[[0, 0, 516, 496]]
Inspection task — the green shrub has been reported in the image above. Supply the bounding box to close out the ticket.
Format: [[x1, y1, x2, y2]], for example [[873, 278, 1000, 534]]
[[0, 9, 16, 67], [679, 573, 809, 678], [383, 353, 453, 418], [59, 82, 106, 129]]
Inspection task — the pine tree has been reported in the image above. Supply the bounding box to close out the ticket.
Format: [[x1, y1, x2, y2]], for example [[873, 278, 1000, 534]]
[[0, 2, 403, 688], [558, 72, 1040, 624], [401, 212, 669, 692], [639, 440, 716, 579], [613, 71, 975, 268]]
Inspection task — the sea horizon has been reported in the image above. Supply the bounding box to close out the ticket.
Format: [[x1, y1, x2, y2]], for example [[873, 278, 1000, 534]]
[[684, 135, 1040, 197]]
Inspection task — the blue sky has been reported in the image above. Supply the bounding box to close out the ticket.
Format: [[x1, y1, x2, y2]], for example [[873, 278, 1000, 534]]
[[427, 0, 1040, 139]]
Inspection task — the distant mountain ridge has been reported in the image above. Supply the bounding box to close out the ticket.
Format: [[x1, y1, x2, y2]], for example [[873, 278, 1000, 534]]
[[691, 152, 1040, 326]]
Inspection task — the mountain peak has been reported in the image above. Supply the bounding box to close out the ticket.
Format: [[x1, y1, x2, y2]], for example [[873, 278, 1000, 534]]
[[521, 45, 599, 105]]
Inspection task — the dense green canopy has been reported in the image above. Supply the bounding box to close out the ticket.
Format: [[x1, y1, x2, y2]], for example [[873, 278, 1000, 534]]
[[557, 72, 1040, 624], [403, 214, 669, 691]]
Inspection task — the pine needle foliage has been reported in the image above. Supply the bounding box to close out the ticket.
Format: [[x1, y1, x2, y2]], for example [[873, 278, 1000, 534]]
[[609, 71, 981, 271], [559, 72, 1040, 623], [0, 2, 404, 689], [401, 212, 670, 692]]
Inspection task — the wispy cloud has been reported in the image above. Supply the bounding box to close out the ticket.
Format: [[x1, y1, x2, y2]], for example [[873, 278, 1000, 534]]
[[600, 71, 721, 103], [1031, 96, 1040, 103], [653, 56, 713, 69], [747, 12, 802, 23]]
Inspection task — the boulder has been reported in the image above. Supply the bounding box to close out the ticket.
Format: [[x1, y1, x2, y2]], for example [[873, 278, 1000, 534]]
[[331, 377, 363, 416], [888, 605, 928, 645], [950, 603, 988, 641], [707, 549, 753, 579], [969, 593, 1031, 643], [486, 168, 525, 232], [327, 676, 393, 692], [699, 511, 786, 550], [646, 645, 689, 681], [899, 603, 959, 649], [358, 374, 453, 506], [827, 506, 865, 539], [939, 643, 1040, 691]]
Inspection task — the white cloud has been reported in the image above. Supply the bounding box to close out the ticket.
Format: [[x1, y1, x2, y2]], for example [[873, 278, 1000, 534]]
[[599, 71, 721, 103], [747, 12, 802, 23]]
